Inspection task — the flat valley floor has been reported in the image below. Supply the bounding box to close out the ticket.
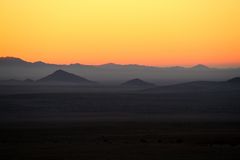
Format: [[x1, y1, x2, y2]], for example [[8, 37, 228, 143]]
[[0, 85, 240, 160], [1, 122, 240, 160]]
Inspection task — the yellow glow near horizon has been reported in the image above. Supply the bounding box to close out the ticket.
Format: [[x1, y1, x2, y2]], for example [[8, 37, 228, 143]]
[[0, 0, 240, 66]]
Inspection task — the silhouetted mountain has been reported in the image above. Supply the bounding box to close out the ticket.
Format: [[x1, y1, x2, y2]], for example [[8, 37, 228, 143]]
[[0, 57, 30, 66], [191, 64, 209, 70], [122, 78, 155, 87], [227, 77, 240, 83], [146, 79, 240, 93], [0, 78, 36, 85], [1, 57, 240, 85], [100, 63, 122, 67], [33, 61, 49, 66], [38, 70, 94, 84], [0, 57, 24, 62]]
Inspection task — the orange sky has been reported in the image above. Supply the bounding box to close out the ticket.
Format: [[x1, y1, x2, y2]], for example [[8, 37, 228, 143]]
[[0, 0, 240, 67]]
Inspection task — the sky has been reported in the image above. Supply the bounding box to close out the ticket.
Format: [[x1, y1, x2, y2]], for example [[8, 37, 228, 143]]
[[0, 0, 240, 67]]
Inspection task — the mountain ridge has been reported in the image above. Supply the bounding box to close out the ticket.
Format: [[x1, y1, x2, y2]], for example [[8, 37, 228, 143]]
[[122, 78, 155, 87], [38, 69, 94, 84], [1, 57, 240, 85], [0, 57, 213, 69]]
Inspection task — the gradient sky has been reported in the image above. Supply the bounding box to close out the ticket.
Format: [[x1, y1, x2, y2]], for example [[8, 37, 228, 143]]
[[0, 0, 240, 67]]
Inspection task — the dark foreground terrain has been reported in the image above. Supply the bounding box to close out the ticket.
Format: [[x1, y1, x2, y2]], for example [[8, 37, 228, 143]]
[[1, 122, 240, 160], [0, 85, 240, 159]]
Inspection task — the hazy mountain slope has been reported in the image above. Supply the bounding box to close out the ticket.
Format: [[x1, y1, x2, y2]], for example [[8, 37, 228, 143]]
[[1, 57, 240, 85], [38, 70, 94, 84], [145, 78, 240, 93], [227, 77, 240, 83]]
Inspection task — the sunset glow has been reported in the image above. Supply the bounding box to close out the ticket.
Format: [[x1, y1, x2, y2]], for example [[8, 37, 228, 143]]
[[0, 0, 240, 67]]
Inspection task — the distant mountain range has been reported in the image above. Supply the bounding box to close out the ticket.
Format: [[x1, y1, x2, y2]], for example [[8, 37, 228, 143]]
[[0, 69, 95, 85], [227, 77, 240, 83], [145, 77, 240, 93], [38, 69, 95, 85], [122, 78, 155, 87], [0, 67, 240, 93], [0, 57, 240, 85]]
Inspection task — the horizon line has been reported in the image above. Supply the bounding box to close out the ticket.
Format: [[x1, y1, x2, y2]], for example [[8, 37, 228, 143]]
[[1, 56, 240, 69]]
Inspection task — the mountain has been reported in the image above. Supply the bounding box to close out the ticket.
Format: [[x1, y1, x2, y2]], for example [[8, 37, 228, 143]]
[[0, 57, 25, 62], [227, 77, 240, 83], [145, 78, 240, 93], [0, 57, 30, 66], [122, 78, 155, 87], [99, 63, 123, 68], [38, 70, 94, 84], [1, 57, 240, 85], [191, 64, 209, 70]]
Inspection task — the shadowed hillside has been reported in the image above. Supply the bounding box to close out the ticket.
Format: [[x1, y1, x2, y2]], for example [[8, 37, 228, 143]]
[[122, 78, 155, 87], [228, 77, 240, 83], [1, 57, 240, 85], [145, 77, 240, 93], [37, 70, 95, 85]]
